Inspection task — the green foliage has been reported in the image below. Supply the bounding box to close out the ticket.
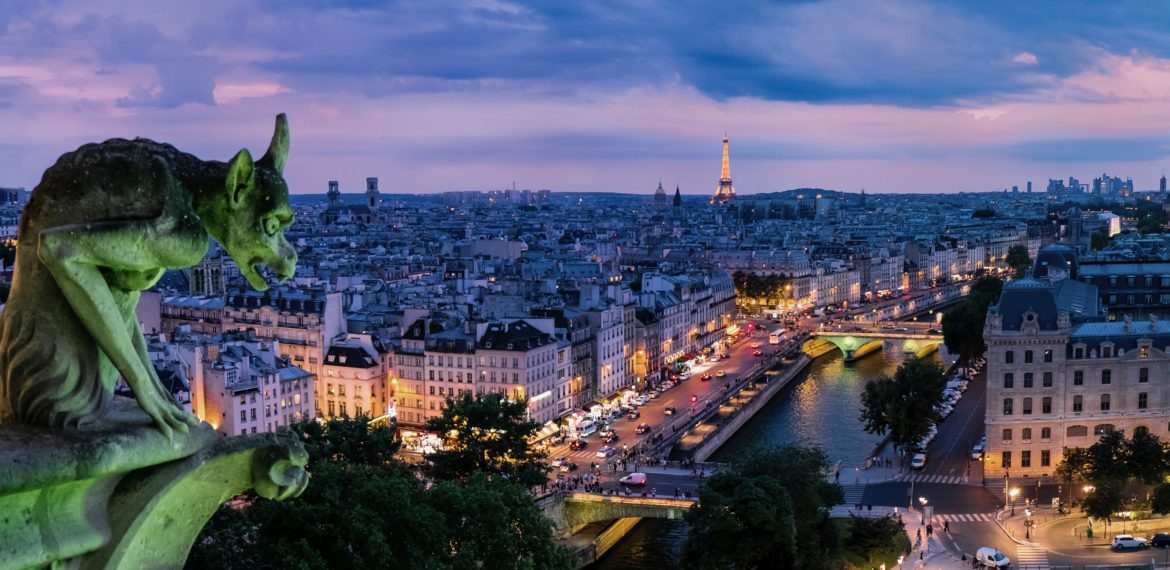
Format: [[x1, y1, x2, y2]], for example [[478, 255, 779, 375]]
[[972, 208, 996, 219], [1090, 230, 1109, 251], [682, 444, 843, 570], [1125, 430, 1169, 485], [942, 277, 1003, 368], [425, 392, 549, 487], [968, 277, 1004, 312], [859, 358, 946, 450], [847, 515, 908, 564], [188, 415, 573, 570], [1055, 447, 1090, 488], [1085, 431, 1132, 485], [1151, 483, 1170, 516], [1081, 481, 1126, 520], [1006, 244, 1031, 278], [731, 270, 792, 302]]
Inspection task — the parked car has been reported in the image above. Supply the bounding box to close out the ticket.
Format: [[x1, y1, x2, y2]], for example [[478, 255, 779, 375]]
[[569, 439, 587, 451], [973, 547, 1010, 568], [619, 472, 647, 486], [596, 445, 616, 458], [664, 406, 677, 415], [1113, 535, 1149, 550], [649, 390, 660, 399], [1151, 533, 1170, 548], [559, 462, 578, 472], [636, 423, 652, 434], [910, 453, 927, 470], [627, 410, 641, 420], [971, 442, 985, 460]]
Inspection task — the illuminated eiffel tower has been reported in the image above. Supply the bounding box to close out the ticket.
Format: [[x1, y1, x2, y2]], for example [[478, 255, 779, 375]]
[[712, 134, 736, 204]]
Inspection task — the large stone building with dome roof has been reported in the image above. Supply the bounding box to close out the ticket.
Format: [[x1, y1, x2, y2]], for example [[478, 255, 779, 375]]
[[982, 268, 1170, 481]]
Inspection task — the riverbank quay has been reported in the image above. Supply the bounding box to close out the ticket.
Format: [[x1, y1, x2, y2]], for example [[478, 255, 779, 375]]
[[672, 352, 812, 463]]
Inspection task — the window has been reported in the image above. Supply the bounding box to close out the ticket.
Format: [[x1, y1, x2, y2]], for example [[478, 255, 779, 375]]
[[1005, 351, 1014, 364], [1021, 451, 1031, 468], [1140, 367, 1150, 383], [1094, 424, 1115, 436], [429, 386, 435, 395], [1003, 373, 1014, 389], [1067, 425, 1088, 437], [1072, 395, 1083, 413], [1100, 394, 1111, 411], [1041, 450, 1051, 467], [1002, 451, 1012, 469], [1074, 370, 1083, 385], [1075, 347, 1084, 359], [1136, 426, 1151, 438], [1043, 349, 1053, 363], [1022, 428, 1032, 441], [340, 402, 347, 417], [1024, 350, 1034, 364], [1103, 346, 1113, 358], [1042, 397, 1052, 414], [1041, 427, 1051, 440], [1023, 373, 1033, 388], [240, 410, 246, 422], [1139, 392, 1149, 409], [1101, 369, 1112, 385], [1023, 397, 1033, 415], [1003, 398, 1013, 415], [1043, 372, 1052, 388]]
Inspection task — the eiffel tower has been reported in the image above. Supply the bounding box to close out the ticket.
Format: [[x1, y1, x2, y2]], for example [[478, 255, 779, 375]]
[[712, 134, 736, 204]]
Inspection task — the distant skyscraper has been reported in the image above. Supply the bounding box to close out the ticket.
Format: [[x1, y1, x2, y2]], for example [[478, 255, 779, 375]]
[[1027, 181, 1032, 193], [1161, 174, 1167, 192], [712, 135, 736, 204], [653, 180, 668, 209]]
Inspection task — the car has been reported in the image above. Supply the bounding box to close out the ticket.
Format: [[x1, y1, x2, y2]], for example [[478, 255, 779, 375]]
[[910, 453, 927, 470], [716, 371, 726, 378], [927, 327, 941, 334], [636, 423, 652, 434], [973, 547, 1010, 568], [750, 342, 761, 349], [753, 349, 763, 357], [700, 373, 711, 382], [559, 462, 578, 472], [596, 445, 616, 458], [664, 406, 677, 415], [1151, 533, 1170, 548], [569, 439, 587, 451], [599, 429, 615, 439], [708, 355, 720, 362], [649, 390, 660, 399], [627, 410, 641, 420], [678, 373, 692, 381], [549, 456, 567, 468], [618, 472, 647, 486], [1113, 534, 1149, 550], [971, 442, 985, 460], [602, 433, 619, 444]]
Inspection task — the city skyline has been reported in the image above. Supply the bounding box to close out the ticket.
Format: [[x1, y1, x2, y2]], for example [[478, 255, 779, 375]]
[[3, 1, 1170, 195]]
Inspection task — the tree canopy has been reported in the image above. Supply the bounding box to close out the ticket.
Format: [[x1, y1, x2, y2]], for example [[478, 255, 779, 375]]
[[188, 415, 574, 570], [682, 444, 843, 570], [425, 392, 549, 487], [731, 271, 792, 303], [859, 358, 946, 451], [1006, 244, 1031, 278], [942, 276, 1002, 369]]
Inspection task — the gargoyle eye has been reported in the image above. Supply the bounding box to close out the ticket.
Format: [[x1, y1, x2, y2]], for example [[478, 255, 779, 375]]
[[263, 216, 279, 237]]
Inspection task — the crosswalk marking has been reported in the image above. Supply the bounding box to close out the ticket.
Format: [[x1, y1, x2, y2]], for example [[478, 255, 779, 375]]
[[840, 484, 865, 506], [933, 513, 994, 522], [1014, 543, 1050, 569], [895, 473, 970, 485]]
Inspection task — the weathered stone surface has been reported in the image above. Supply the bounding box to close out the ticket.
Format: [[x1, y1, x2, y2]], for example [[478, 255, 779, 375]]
[[0, 398, 308, 569]]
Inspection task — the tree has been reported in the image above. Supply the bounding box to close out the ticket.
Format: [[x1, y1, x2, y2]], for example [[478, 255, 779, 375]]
[[1081, 481, 1125, 520], [1124, 430, 1169, 485], [1055, 447, 1091, 504], [859, 358, 946, 451], [1006, 244, 1031, 278], [1151, 483, 1170, 516], [941, 301, 986, 370], [188, 416, 574, 570], [968, 276, 1004, 312], [1090, 230, 1109, 251], [682, 444, 843, 570], [847, 514, 908, 564], [425, 392, 549, 487], [1085, 431, 1130, 486]]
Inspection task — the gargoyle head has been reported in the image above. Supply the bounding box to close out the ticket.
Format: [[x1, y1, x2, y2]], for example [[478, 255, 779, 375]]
[[218, 114, 297, 291]]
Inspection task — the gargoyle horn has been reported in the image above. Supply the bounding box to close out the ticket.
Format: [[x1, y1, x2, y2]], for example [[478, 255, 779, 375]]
[[258, 113, 289, 174]]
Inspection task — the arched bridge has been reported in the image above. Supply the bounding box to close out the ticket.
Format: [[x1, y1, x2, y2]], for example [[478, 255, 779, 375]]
[[539, 491, 693, 534], [805, 322, 943, 361]]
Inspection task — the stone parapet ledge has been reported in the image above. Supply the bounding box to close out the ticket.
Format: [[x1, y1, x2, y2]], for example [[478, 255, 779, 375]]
[[0, 399, 308, 570]]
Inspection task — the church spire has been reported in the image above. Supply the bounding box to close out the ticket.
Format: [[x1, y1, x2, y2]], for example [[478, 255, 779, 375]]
[[673, 185, 682, 207]]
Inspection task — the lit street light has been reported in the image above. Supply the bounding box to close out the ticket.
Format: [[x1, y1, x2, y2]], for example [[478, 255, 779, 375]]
[[1010, 487, 1020, 517]]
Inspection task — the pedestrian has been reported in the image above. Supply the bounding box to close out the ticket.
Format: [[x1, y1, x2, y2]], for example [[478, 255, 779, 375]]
[[944, 520, 950, 533], [916, 528, 921, 541], [674, 487, 680, 498], [927, 523, 933, 536]]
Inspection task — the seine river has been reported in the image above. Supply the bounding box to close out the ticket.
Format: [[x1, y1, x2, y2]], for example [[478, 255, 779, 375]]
[[593, 344, 948, 569]]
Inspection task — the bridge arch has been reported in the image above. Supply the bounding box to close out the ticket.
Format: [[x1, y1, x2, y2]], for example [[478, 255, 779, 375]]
[[541, 492, 694, 532]]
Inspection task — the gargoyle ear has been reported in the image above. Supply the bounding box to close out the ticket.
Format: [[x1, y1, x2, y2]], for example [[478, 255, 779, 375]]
[[257, 113, 289, 174], [226, 148, 255, 210]]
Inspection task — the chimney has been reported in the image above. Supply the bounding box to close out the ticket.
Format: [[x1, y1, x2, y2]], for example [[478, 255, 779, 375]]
[[206, 344, 220, 361]]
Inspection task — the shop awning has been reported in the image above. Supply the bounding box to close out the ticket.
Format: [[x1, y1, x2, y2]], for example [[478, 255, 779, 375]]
[[529, 421, 562, 443]]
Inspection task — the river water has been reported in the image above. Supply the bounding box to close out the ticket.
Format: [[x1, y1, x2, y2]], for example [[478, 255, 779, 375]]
[[593, 344, 948, 569]]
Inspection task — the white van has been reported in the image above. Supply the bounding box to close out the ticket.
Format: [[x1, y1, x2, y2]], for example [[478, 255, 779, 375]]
[[578, 420, 597, 437], [974, 547, 1010, 568]]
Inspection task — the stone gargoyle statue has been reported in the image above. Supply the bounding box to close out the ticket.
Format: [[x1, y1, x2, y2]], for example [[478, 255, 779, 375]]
[[0, 114, 298, 439]]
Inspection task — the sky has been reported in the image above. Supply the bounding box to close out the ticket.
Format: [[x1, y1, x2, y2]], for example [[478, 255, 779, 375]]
[[3, 1, 1170, 196]]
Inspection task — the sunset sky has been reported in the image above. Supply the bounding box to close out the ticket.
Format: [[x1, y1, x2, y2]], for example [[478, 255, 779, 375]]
[[3, 1, 1170, 195]]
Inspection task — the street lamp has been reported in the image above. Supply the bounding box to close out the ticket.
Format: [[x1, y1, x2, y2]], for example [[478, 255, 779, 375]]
[[1009, 487, 1020, 517], [919, 496, 928, 525]]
